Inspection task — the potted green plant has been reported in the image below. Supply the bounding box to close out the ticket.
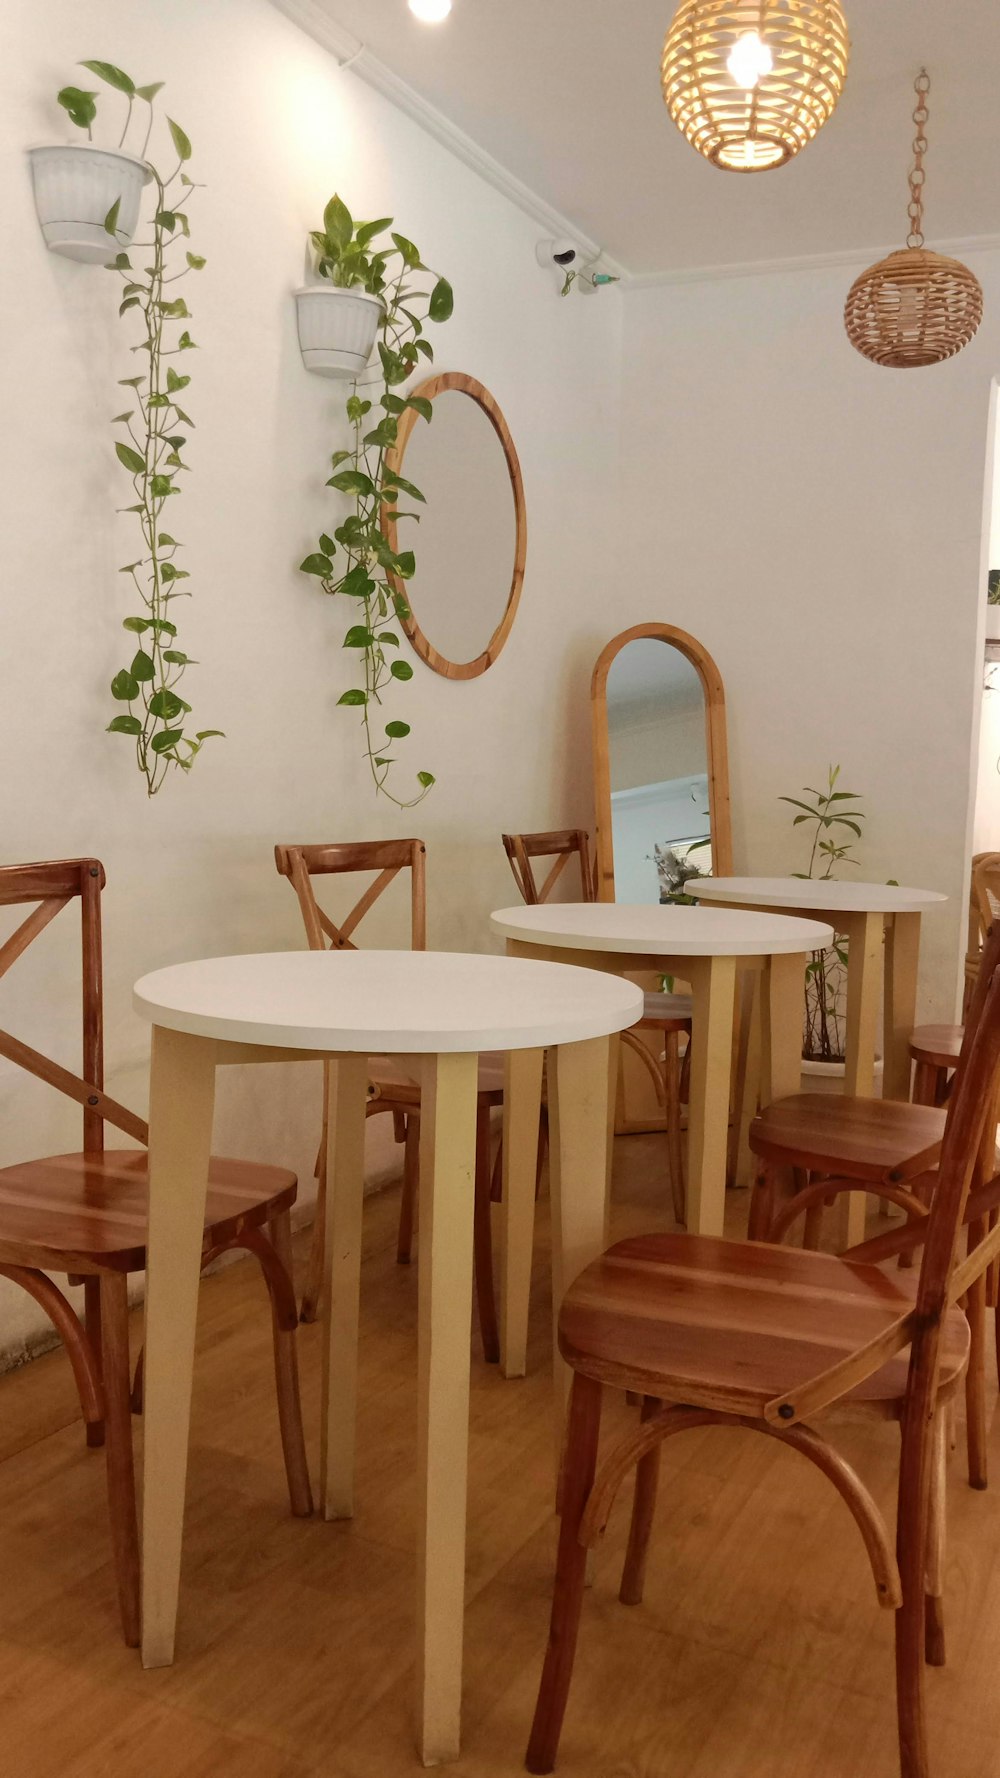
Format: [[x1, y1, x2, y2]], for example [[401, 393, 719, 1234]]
[[780, 766, 882, 1088], [28, 61, 155, 262], [294, 196, 396, 378], [987, 568, 1000, 642], [299, 196, 453, 806]]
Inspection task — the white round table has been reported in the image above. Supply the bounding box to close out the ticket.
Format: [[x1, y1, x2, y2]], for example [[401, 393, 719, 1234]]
[[691, 877, 947, 1101], [134, 949, 641, 1766], [490, 903, 833, 1240]]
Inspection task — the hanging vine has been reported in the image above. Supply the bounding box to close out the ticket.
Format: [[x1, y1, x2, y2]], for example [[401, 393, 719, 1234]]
[[299, 197, 453, 807], [57, 60, 220, 794]]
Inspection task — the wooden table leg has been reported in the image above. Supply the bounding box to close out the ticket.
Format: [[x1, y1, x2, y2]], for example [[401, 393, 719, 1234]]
[[731, 968, 762, 1190], [842, 911, 883, 1099], [414, 1050, 479, 1767], [683, 955, 737, 1237], [760, 951, 805, 1106], [500, 1046, 544, 1379], [548, 1036, 613, 1418], [141, 1026, 217, 1669], [320, 1053, 370, 1522], [884, 911, 921, 1102]]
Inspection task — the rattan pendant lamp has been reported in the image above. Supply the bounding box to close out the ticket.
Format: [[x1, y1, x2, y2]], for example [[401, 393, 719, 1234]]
[[661, 1, 849, 172], [845, 71, 983, 368]]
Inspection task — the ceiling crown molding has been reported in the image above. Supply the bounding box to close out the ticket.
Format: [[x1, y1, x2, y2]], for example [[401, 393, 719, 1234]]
[[626, 234, 1000, 290], [270, 0, 628, 279]]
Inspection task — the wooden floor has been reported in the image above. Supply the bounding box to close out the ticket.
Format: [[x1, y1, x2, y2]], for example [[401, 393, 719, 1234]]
[[1, 1137, 1000, 1778]]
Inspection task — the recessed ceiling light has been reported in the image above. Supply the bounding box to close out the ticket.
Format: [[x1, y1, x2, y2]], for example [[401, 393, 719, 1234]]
[[409, 0, 452, 21]]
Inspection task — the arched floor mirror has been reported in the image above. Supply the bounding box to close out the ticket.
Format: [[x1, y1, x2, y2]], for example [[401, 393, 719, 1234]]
[[591, 623, 733, 903]]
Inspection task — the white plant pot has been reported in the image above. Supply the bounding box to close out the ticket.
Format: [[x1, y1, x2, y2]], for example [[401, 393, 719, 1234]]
[[295, 285, 384, 379], [800, 1056, 884, 1096], [28, 142, 150, 264], [986, 606, 1000, 642]]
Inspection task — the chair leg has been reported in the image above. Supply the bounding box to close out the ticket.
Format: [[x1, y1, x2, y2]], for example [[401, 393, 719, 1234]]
[[397, 1113, 419, 1265], [83, 1276, 106, 1448], [663, 1033, 686, 1227], [526, 1373, 603, 1775], [965, 1259, 989, 1490], [896, 1428, 934, 1778], [299, 1149, 326, 1325], [265, 1211, 314, 1517], [924, 1410, 946, 1667], [748, 1160, 783, 1240], [99, 1272, 140, 1647], [620, 1396, 662, 1606], [911, 1059, 937, 1107], [474, 1101, 500, 1364]]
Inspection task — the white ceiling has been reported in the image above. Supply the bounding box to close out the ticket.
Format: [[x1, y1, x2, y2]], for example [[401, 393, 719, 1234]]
[[305, 0, 1000, 276]]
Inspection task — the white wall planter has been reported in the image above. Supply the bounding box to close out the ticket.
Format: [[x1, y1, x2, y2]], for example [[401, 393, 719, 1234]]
[[28, 142, 149, 264], [295, 285, 384, 379], [986, 606, 1000, 643]]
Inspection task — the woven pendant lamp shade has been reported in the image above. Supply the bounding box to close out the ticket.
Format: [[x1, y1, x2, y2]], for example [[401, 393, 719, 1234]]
[[661, 0, 849, 172], [845, 72, 983, 369], [845, 248, 983, 369]]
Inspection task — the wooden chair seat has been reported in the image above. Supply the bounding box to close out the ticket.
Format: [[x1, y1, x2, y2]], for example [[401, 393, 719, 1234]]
[[639, 990, 693, 1028], [559, 1231, 969, 1418], [750, 1093, 946, 1184], [910, 1025, 963, 1072], [0, 1150, 295, 1270]]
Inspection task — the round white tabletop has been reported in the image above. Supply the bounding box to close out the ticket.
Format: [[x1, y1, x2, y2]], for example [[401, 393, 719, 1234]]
[[490, 902, 834, 957], [690, 877, 947, 915], [134, 949, 644, 1053]]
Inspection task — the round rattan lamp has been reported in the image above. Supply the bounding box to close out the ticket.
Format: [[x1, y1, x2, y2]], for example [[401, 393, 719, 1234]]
[[661, 0, 849, 172], [845, 72, 983, 369]]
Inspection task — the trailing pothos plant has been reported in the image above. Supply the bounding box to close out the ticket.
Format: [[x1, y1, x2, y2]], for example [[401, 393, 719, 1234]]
[[57, 60, 219, 794], [299, 196, 453, 807], [780, 764, 866, 1062]]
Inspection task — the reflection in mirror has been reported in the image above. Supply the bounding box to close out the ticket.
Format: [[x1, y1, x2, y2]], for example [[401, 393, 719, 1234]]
[[402, 390, 516, 666], [606, 639, 711, 905]]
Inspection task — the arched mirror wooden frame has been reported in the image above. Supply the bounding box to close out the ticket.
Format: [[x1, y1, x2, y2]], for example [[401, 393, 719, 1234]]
[[382, 371, 527, 681], [591, 622, 734, 902]]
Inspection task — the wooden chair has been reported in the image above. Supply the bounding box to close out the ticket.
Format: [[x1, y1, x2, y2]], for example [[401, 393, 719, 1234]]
[[274, 840, 503, 1360], [910, 854, 1000, 1100], [0, 858, 312, 1646], [525, 921, 1000, 1778], [501, 830, 693, 1222]]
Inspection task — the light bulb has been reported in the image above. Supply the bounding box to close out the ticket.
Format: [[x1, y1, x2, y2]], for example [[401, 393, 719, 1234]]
[[726, 30, 773, 90], [408, 0, 452, 20]]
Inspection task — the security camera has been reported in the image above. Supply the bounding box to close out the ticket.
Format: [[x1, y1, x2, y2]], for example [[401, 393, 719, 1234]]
[[535, 237, 594, 273]]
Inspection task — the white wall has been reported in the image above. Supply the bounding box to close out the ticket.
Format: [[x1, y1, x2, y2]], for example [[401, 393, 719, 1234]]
[[973, 387, 1000, 855], [619, 253, 1000, 1018], [0, 0, 621, 1360]]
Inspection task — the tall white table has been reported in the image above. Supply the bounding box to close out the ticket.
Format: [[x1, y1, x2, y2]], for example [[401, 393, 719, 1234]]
[[690, 878, 946, 1101], [490, 904, 831, 1247], [133, 948, 641, 1766]]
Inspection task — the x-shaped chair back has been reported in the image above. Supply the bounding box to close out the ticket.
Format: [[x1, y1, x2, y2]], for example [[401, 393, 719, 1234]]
[[274, 839, 427, 954], [0, 858, 146, 1157], [502, 830, 596, 907]]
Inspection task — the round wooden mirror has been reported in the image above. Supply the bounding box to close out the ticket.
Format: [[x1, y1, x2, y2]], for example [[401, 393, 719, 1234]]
[[383, 372, 527, 680]]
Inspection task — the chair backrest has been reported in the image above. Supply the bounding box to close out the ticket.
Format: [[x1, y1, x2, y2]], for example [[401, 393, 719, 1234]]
[[274, 840, 427, 953], [0, 859, 146, 1154], [915, 919, 1000, 1327], [502, 830, 596, 906]]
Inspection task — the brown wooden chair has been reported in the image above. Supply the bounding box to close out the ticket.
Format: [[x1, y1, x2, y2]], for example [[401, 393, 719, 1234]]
[[0, 858, 312, 1647], [502, 830, 693, 1222], [910, 855, 1000, 1099], [525, 921, 1000, 1778], [274, 840, 503, 1361]]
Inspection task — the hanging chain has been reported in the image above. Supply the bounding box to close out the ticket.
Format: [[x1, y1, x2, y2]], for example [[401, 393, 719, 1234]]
[[906, 69, 930, 249]]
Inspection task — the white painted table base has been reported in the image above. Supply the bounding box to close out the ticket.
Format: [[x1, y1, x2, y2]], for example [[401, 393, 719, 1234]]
[[490, 902, 832, 1367], [691, 879, 946, 1245], [134, 950, 640, 1767]]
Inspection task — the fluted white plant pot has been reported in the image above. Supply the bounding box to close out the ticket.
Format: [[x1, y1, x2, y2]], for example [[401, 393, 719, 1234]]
[[986, 606, 1000, 643], [800, 1056, 884, 1095], [28, 142, 150, 264], [295, 285, 384, 379]]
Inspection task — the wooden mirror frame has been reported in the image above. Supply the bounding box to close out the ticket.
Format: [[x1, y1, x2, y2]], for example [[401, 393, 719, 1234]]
[[383, 371, 527, 681], [591, 622, 734, 902]]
